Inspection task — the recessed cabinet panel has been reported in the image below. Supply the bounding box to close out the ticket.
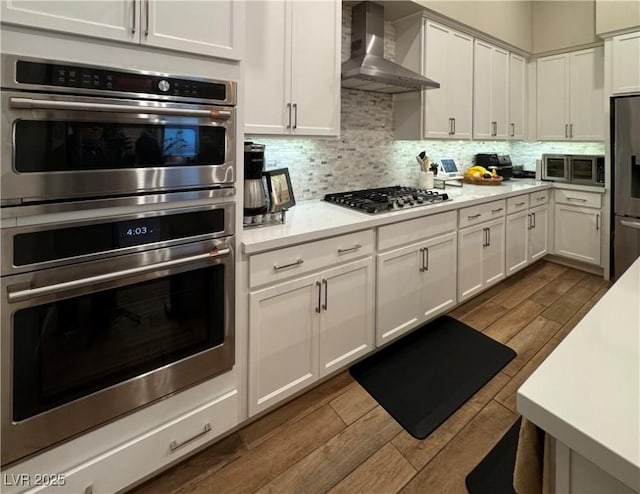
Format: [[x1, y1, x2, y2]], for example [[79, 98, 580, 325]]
[[506, 210, 530, 275], [537, 54, 569, 141], [509, 54, 526, 140], [458, 225, 485, 301], [529, 205, 549, 262], [420, 232, 457, 320], [424, 20, 451, 139]]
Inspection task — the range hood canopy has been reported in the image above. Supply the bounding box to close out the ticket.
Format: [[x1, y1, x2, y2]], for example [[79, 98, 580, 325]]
[[342, 1, 440, 94]]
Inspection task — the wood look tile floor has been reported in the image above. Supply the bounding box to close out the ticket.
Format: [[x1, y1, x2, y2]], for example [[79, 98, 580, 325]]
[[130, 261, 610, 494]]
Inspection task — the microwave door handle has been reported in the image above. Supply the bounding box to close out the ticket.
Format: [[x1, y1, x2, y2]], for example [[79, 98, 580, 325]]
[[9, 97, 232, 120], [7, 248, 230, 303]]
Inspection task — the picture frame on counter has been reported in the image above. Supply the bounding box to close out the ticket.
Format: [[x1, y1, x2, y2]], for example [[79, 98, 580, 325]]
[[263, 168, 295, 212]]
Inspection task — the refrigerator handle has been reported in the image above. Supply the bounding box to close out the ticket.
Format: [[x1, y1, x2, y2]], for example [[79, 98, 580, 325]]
[[633, 155, 638, 168], [620, 219, 640, 230]]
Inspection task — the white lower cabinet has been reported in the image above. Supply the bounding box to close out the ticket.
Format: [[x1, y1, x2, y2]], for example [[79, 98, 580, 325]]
[[458, 217, 506, 302], [553, 189, 602, 266], [376, 232, 457, 346], [249, 257, 373, 416], [506, 194, 549, 275], [506, 209, 530, 275], [529, 204, 549, 261]]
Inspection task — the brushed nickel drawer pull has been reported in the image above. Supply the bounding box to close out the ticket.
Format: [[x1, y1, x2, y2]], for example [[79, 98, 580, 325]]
[[510, 123, 515, 137], [536, 196, 545, 201], [596, 214, 599, 231], [515, 202, 526, 207], [468, 213, 481, 220], [322, 278, 328, 311], [170, 423, 212, 452], [567, 197, 587, 202], [273, 258, 303, 271], [527, 214, 532, 230], [419, 248, 426, 272], [338, 243, 362, 254], [316, 281, 322, 313], [491, 208, 504, 213]]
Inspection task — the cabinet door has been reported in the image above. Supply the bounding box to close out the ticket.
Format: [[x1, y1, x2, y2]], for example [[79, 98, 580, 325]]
[[420, 232, 457, 320], [244, 0, 291, 134], [612, 31, 640, 94], [529, 205, 549, 262], [506, 210, 529, 275], [0, 0, 138, 43], [249, 274, 319, 416], [537, 54, 569, 140], [458, 224, 485, 302], [424, 20, 451, 139], [473, 40, 493, 140], [491, 47, 509, 139], [554, 205, 601, 265], [290, 0, 340, 136], [447, 30, 474, 139], [144, 0, 242, 60], [569, 47, 604, 141], [376, 243, 423, 346], [509, 53, 526, 140], [319, 258, 374, 378], [484, 218, 506, 286]]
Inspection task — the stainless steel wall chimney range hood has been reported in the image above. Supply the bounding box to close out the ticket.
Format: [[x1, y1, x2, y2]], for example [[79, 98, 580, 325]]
[[341, 1, 440, 94]]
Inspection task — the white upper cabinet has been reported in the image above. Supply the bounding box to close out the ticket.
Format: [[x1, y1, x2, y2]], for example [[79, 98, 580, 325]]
[[244, 0, 340, 136], [612, 31, 640, 94], [424, 20, 474, 139], [508, 53, 526, 140], [0, 0, 243, 60], [473, 40, 509, 140], [537, 47, 604, 141]]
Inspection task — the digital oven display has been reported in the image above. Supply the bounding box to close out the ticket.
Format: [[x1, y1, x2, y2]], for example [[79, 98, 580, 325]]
[[117, 218, 161, 248]]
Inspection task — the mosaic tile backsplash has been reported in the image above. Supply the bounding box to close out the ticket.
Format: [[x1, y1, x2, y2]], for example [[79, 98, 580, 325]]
[[246, 6, 605, 201]]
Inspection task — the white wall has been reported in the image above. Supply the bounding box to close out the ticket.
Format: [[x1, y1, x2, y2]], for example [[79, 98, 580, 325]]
[[532, 1, 598, 54], [596, 0, 640, 35]]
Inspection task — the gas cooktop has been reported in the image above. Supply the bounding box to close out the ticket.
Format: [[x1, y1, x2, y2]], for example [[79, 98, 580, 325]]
[[324, 186, 451, 214]]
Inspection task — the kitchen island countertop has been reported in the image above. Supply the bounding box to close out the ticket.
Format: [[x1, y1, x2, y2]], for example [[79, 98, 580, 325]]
[[242, 180, 553, 254], [517, 257, 640, 492]]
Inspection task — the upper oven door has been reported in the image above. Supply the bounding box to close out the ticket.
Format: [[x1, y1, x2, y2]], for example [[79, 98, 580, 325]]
[[1, 91, 236, 205]]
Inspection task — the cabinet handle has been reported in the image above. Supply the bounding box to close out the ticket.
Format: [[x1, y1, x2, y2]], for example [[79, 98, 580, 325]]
[[482, 228, 488, 247], [273, 258, 303, 271], [565, 124, 569, 138], [424, 247, 429, 271], [532, 212, 536, 228], [491, 207, 504, 214], [315, 281, 321, 313], [131, 0, 136, 34], [419, 248, 425, 272], [491, 121, 497, 136], [468, 213, 481, 220], [567, 197, 587, 202], [144, 0, 150, 36], [452, 117, 456, 135], [338, 243, 362, 254], [510, 123, 515, 137], [448, 118, 454, 135], [293, 103, 298, 129], [487, 227, 491, 246], [570, 123, 573, 138], [322, 278, 328, 311], [527, 213, 532, 230], [596, 214, 599, 231], [516, 202, 526, 207], [536, 196, 545, 202], [169, 423, 211, 452], [287, 103, 292, 129]]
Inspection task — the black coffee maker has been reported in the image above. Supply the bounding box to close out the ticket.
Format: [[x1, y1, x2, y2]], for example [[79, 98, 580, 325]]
[[244, 142, 267, 216]]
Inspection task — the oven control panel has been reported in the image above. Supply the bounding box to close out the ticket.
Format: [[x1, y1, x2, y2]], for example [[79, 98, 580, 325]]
[[15, 60, 226, 100]]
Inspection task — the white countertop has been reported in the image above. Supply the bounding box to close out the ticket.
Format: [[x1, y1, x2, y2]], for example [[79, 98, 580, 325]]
[[242, 180, 552, 254], [517, 258, 640, 491]]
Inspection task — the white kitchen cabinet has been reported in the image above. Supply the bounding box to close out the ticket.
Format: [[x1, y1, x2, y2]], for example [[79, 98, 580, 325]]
[[0, 1, 243, 60], [506, 192, 549, 274], [506, 209, 530, 275], [509, 53, 526, 140], [529, 204, 549, 261], [424, 20, 474, 139], [458, 217, 506, 302], [612, 31, 640, 94], [473, 40, 509, 140], [554, 189, 601, 266], [244, 0, 340, 136], [248, 257, 373, 416], [377, 232, 457, 346], [537, 47, 604, 141]]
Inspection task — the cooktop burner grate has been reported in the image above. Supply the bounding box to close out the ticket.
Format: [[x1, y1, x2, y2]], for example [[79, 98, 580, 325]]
[[324, 186, 451, 214]]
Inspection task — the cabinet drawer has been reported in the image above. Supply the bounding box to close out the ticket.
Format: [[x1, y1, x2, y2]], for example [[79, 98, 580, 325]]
[[28, 390, 238, 493], [250, 230, 374, 288], [554, 189, 601, 208], [459, 199, 506, 228], [529, 190, 549, 206], [378, 211, 456, 251], [507, 194, 529, 214]]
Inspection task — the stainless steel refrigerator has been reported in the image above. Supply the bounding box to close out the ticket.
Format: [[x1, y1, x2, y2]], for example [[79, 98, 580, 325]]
[[613, 94, 640, 279]]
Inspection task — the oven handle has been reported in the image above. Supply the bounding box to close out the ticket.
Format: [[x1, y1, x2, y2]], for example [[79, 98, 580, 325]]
[[9, 97, 232, 120], [7, 247, 230, 303]]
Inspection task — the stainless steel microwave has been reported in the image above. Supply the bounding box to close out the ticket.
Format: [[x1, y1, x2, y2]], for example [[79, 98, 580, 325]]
[[541, 154, 604, 186]]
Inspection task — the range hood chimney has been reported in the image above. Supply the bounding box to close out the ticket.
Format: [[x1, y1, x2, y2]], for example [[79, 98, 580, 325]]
[[341, 1, 439, 94]]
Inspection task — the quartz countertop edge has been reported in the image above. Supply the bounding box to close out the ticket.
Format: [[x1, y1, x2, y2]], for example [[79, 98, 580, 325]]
[[517, 257, 640, 492], [242, 180, 554, 254]]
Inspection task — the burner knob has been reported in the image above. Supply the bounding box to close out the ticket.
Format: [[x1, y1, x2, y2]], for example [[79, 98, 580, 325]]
[[416, 197, 424, 203], [397, 199, 405, 207]]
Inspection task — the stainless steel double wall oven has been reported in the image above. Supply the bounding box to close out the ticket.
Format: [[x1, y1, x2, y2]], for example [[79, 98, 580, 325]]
[[1, 55, 237, 466]]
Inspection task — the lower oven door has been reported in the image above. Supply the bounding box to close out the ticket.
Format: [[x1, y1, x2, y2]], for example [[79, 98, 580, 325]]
[[1, 237, 234, 466], [1, 91, 235, 204]]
